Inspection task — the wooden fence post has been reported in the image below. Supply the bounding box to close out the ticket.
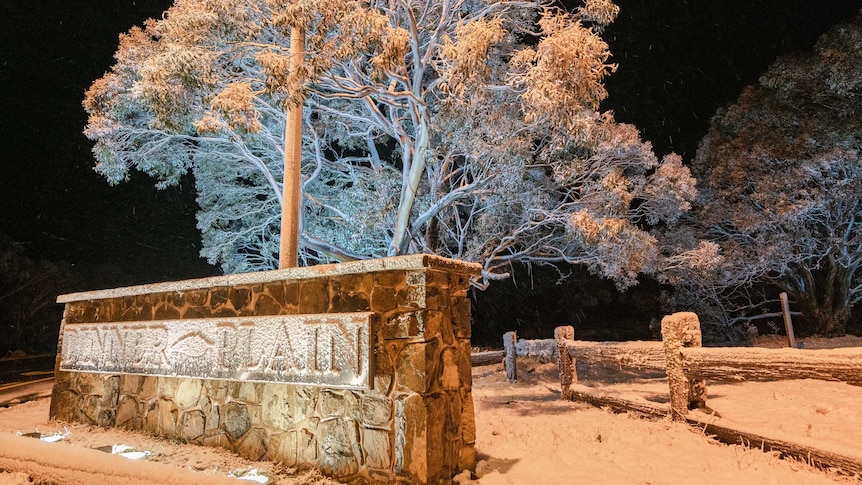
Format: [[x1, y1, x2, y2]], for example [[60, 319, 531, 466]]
[[503, 331, 518, 383], [780, 292, 797, 348], [661, 312, 707, 420], [554, 326, 577, 399]]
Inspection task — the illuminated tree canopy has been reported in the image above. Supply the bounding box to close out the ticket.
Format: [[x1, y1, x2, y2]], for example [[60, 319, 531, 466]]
[[84, 0, 695, 287], [671, 15, 862, 336]]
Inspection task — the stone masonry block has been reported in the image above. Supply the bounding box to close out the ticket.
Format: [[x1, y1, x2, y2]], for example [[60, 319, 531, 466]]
[[140, 376, 158, 398], [396, 285, 425, 310], [212, 306, 239, 317], [382, 312, 422, 340], [157, 376, 179, 401], [185, 288, 209, 307], [396, 342, 431, 394], [320, 390, 345, 417], [157, 398, 179, 436], [268, 432, 295, 465], [451, 297, 472, 339], [180, 410, 206, 441], [423, 394, 446, 481], [246, 403, 263, 425], [370, 286, 397, 313], [182, 305, 212, 319], [281, 281, 301, 309], [81, 395, 102, 424], [210, 287, 229, 307], [115, 396, 139, 428], [460, 390, 476, 446], [253, 293, 283, 315], [318, 419, 361, 478], [220, 402, 251, 441], [441, 347, 460, 392], [74, 372, 98, 395], [330, 273, 367, 295], [424, 269, 449, 289], [166, 291, 185, 309], [97, 407, 116, 428], [300, 428, 318, 462], [363, 427, 393, 469], [65, 302, 95, 324], [362, 395, 393, 428], [203, 431, 232, 451], [262, 385, 295, 429], [457, 339, 473, 390], [237, 428, 269, 461], [205, 399, 220, 431], [228, 286, 252, 312], [330, 291, 371, 313], [52, 254, 482, 484], [445, 393, 463, 437], [396, 393, 429, 483], [299, 278, 329, 314], [93, 301, 113, 323], [175, 379, 203, 409], [272, 428, 318, 465], [238, 381, 260, 403], [373, 373, 393, 395], [153, 303, 180, 320], [374, 271, 405, 288]]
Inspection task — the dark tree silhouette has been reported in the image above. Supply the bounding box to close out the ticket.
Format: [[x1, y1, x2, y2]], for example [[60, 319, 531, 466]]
[[684, 12, 862, 336]]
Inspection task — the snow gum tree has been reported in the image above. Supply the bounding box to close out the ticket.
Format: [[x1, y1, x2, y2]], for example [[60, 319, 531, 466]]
[[84, 0, 695, 288], [681, 14, 862, 336]]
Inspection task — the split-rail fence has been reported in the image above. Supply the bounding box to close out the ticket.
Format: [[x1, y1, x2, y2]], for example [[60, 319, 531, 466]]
[[471, 312, 862, 477]]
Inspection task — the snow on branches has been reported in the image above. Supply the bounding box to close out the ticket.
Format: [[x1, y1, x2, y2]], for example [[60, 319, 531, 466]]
[[83, 0, 695, 289]]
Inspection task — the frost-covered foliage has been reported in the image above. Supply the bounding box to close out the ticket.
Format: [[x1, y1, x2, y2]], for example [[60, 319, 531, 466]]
[[84, 0, 695, 287], [674, 13, 862, 336]]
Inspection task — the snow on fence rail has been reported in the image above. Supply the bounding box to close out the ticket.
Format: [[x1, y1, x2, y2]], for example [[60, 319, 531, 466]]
[[680, 346, 862, 384], [482, 312, 862, 476]]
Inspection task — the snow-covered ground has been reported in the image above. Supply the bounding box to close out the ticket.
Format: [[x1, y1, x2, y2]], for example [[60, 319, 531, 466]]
[[1, 336, 860, 484]]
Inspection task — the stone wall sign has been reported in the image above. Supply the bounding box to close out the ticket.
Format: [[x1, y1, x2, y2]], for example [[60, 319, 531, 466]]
[[53, 255, 481, 483], [59, 313, 372, 389]]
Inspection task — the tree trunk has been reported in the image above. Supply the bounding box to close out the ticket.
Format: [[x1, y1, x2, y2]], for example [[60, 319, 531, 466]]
[[784, 262, 853, 337], [793, 291, 851, 337], [278, 27, 305, 269], [389, 112, 429, 256]]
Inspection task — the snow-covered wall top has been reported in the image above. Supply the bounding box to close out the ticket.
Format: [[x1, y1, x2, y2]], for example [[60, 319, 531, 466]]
[[58, 254, 481, 303]]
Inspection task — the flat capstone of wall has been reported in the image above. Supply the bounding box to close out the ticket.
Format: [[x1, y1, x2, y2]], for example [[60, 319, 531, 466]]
[[50, 254, 480, 484]]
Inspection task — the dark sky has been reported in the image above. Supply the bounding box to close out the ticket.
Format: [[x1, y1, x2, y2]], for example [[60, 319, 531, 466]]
[[1, 0, 860, 291], [0, 1, 212, 289]]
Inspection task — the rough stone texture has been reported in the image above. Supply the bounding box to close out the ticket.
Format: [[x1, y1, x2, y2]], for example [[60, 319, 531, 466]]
[[51, 254, 479, 484]]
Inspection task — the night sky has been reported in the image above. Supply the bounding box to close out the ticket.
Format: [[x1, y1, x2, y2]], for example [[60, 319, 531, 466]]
[[1, 0, 860, 293]]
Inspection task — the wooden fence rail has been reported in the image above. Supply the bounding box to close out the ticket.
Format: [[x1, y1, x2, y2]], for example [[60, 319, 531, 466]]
[[681, 346, 862, 385], [563, 340, 666, 370], [471, 339, 667, 370]]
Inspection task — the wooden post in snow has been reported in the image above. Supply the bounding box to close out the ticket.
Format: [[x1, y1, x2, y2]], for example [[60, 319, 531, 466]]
[[780, 292, 797, 348], [661, 312, 707, 420], [503, 331, 518, 383], [555, 326, 577, 399]]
